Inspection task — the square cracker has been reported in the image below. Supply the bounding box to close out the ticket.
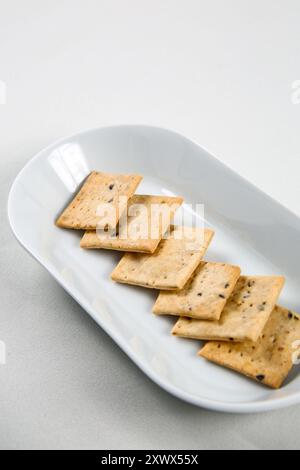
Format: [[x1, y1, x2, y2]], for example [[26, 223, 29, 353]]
[[172, 275, 285, 342], [80, 194, 183, 253], [111, 226, 214, 290], [199, 305, 300, 389], [153, 261, 241, 320], [56, 171, 142, 230]]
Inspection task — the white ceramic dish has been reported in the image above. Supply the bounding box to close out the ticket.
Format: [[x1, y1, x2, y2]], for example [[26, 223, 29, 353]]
[[8, 125, 300, 413]]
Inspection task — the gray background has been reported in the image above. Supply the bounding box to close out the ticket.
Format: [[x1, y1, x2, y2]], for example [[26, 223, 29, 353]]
[[1, 0, 300, 449]]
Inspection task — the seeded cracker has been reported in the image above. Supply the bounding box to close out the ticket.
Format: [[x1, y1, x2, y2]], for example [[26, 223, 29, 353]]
[[172, 275, 285, 342], [153, 261, 241, 319], [56, 171, 142, 230], [80, 194, 183, 253], [199, 305, 300, 388], [111, 226, 214, 290]]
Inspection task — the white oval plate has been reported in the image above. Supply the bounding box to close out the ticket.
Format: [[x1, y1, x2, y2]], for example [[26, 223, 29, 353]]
[[8, 125, 300, 413]]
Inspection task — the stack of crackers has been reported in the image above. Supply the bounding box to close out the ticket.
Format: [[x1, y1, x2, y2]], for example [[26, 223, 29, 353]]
[[56, 171, 300, 389]]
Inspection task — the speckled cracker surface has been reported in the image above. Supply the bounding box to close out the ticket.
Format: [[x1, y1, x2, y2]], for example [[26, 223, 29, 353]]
[[80, 194, 183, 253], [199, 306, 300, 389], [56, 171, 142, 230], [172, 275, 285, 342], [153, 262, 241, 319], [111, 226, 214, 290]]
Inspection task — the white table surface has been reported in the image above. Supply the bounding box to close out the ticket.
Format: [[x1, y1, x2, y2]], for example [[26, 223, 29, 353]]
[[1, 0, 300, 450]]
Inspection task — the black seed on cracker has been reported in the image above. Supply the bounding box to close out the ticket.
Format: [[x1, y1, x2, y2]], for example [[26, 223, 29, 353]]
[[288, 312, 293, 319], [109, 184, 114, 190], [219, 294, 225, 299], [256, 375, 265, 382]]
